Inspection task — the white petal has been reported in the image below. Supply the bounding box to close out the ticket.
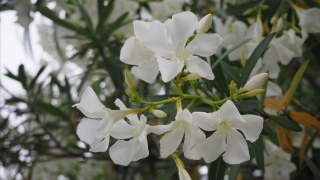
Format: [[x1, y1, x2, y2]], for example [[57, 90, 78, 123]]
[[143, 23, 174, 58], [192, 112, 218, 131], [95, 110, 125, 138], [169, 11, 198, 52], [157, 56, 184, 82], [219, 100, 245, 122], [269, 63, 280, 79], [185, 56, 214, 80], [77, 118, 102, 146], [279, 160, 296, 174], [109, 140, 134, 166], [228, 47, 241, 61], [149, 123, 173, 135], [183, 127, 205, 160], [274, 43, 294, 65], [178, 168, 192, 180], [264, 139, 279, 155], [131, 138, 149, 161], [176, 109, 192, 124], [74, 86, 106, 118], [266, 81, 282, 97], [133, 20, 153, 40], [197, 132, 226, 163], [114, 98, 127, 110], [160, 126, 184, 158], [185, 34, 222, 57], [233, 115, 263, 142], [90, 137, 110, 152], [131, 57, 159, 84], [120, 37, 154, 66], [223, 128, 250, 164], [232, 21, 247, 37], [110, 119, 135, 139]]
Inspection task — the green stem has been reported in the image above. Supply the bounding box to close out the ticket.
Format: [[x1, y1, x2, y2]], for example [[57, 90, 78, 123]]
[[186, 99, 197, 109], [190, 80, 200, 95]]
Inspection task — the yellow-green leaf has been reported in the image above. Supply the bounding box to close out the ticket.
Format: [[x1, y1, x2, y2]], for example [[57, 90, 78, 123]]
[[286, 60, 309, 108]]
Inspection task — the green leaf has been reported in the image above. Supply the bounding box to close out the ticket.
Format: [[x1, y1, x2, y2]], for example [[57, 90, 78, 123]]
[[75, 0, 94, 33], [226, 0, 262, 16], [96, 0, 115, 33], [220, 61, 241, 85], [228, 164, 240, 180], [18, 64, 27, 89], [269, 115, 302, 132], [211, 60, 230, 96], [77, 56, 99, 93], [240, 33, 276, 87], [37, 7, 92, 38], [234, 100, 259, 111], [64, 76, 73, 110], [5, 69, 20, 82], [261, 120, 275, 136], [208, 155, 226, 180], [304, 155, 320, 180], [5, 97, 26, 104], [35, 101, 68, 119], [286, 60, 309, 108], [211, 38, 251, 69], [30, 65, 46, 89], [259, 80, 268, 110], [254, 135, 265, 172], [102, 12, 128, 37]]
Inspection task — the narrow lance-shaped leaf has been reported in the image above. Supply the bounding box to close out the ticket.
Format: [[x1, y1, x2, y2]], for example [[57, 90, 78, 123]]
[[286, 60, 309, 108], [211, 62, 230, 96], [270, 115, 302, 132], [240, 33, 276, 87], [18, 64, 27, 89], [102, 12, 128, 37], [75, 0, 94, 33], [211, 38, 251, 69], [35, 101, 68, 119], [254, 135, 265, 172], [220, 61, 241, 85], [304, 155, 320, 180], [30, 65, 46, 89], [208, 155, 226, 180], [96, 0, 115, 33], [228, 164, 241, 180], [259, 80, 268, 110], [261, 120, 275, 136], [37, 7, 92, 38]]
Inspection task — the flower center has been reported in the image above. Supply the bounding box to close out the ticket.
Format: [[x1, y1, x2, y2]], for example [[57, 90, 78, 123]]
[[271, 154, 280, 163], [217, 120, 231, 135]]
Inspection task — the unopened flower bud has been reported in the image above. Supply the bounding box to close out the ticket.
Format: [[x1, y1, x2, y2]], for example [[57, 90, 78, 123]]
[[229, 80, 237, 96], [238, 73, 268, 94], [151, 109, 167, 118], [180, 73, 201, 82], [124, 70, 137, 94], [242, 89, 265, 98], [197, 14, 212, 34]]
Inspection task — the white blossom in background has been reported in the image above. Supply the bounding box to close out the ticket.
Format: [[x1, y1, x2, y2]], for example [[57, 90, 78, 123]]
[[9, 0, 35, 28], [149, 0, 184, 22], [149, 109, 205, 159], [293, 126, 320, 150], [120, 21, 158, 83], [109, 114, 150, 166], [192, 100, 263, 164], [74, 86, 136, 152], [143, 11, 222, 82], [263, 140, 296, 180], [295, 7, 320, 40]]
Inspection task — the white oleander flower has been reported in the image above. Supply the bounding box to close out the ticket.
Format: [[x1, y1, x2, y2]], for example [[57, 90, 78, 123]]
[[109, 114, 150, 166], [9, 0, 35, 28], [143, 11, 222, 82], [263, 140, 296, 180], [192, 100, 263, 164], [149, 109, 205, 159], [295, 7, 320, 40], [149, 0, 184, 22], [74, 86, 135, 152], [120, 21, 158, 83]]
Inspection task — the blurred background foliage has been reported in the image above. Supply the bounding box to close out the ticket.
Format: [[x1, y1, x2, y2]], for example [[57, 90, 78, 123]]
[[1, 0, 320, 180]]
